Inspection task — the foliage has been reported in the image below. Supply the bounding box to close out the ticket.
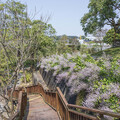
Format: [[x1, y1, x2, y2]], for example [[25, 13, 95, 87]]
[[60, 34, 68, 41], [0, 1, 73, 118], [20, 71, 32, 83], [80, 44, 97, 54], [27, 20, 56, 64], [0, 0, 58, 78], [0, 0, 59, 118], [81, 0, 120, 35], [55, 41, 73, 54], [92, 47, 120, 58], [40, 52, 120, 119], [103, 29, 120, 45], [0, 0, 72, 87]]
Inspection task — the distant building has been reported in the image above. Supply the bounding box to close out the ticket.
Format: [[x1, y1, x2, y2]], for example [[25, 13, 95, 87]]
[[78, 39, 84, 44], [60, 39, 80, 46], [86, 36, 97, 41], [78, 39, 91, 45], [78, 38, 111, 50]]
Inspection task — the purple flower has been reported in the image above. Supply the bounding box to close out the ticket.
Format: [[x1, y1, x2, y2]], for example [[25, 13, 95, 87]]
[[68, 62, 76, 72], [66, 74, 77, 87], [56, 72, 69, 83], [104, 61, 111, 70], [98, 106, 114, 120], [69, 81, 88, 95], [108, 83, 120, 98], [53, 71, 57, 76], [82, 54, 87, 58], [53, 65, 61, 70], [77, 64, 100, 81], [66, 53, 72, 59], [83, 93, 98, 108], [88, 74, 99, 81], [41, 65, 44, 68], [100, 92, 110, 99]]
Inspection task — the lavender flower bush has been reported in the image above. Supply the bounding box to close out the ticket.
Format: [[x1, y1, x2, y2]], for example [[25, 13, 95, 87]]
[[40, 52, 120, 119]]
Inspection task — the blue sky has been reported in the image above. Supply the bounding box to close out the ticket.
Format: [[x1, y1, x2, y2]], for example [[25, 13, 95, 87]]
[[20, 0, 90, 36]]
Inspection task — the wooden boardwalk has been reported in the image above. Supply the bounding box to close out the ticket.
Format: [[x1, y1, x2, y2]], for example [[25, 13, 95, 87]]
[[10, 83, 120, 120], [24, 94, 59, 120]]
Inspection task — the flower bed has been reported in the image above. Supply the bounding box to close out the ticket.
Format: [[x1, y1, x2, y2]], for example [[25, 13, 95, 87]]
[[39, 52, 120, 117]]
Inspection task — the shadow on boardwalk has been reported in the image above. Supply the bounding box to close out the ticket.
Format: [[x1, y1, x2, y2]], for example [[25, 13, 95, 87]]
[[23, 94, 59, 120]]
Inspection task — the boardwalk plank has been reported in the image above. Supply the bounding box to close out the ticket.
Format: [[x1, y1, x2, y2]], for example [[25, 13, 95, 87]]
[[24, 94, 59, 120]]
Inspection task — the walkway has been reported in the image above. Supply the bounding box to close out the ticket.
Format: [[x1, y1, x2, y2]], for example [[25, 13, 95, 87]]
[[24, 94, 59, 120], [33, 71, 48, 90]]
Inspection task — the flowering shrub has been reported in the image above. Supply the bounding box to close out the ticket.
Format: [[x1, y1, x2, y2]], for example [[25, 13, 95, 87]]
[[40, 52, 120, 118]]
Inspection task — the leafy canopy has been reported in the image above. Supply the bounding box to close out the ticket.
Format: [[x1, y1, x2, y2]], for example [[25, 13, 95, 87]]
[[103, 29, 120, 44], [81, 0, 120, 35]]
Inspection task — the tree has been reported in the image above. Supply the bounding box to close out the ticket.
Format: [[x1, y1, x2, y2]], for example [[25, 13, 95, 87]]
[[60, 34, 68, 40], [29, 20, 56, 59], [93, 29, 108, 51], [0, 0, 56, 119], [27, 20, 56, 84], [103, 28, 120, 45], [0, 0, 30, 118], [81, 0, 120, 35]]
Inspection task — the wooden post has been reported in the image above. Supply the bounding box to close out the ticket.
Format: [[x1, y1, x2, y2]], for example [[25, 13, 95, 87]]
[[56, 92, 59, 112], [66, 109, 70, 120]]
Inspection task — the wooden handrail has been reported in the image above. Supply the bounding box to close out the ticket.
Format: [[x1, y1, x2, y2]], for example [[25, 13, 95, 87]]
[[57, 87, 68, 107], [68, 104, 120, 118], [68, 109, 98, 120], [9, 91, 27, 120], [25, 83, 120, 120], [7, 82, 120, 120]]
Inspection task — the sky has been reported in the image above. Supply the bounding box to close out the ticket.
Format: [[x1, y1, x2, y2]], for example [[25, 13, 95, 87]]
[[18, 0, 90, 36]]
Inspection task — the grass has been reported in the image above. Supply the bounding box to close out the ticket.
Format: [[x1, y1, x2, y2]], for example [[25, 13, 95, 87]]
[[91, 47, 120, 58]]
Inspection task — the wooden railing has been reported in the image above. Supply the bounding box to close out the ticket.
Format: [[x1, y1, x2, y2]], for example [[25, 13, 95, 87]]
[[9, 91, 27, 120], [25, 84, 120, 120]]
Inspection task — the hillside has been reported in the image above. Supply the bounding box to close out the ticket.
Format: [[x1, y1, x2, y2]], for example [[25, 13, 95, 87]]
[[92, 47, 120, 58]]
